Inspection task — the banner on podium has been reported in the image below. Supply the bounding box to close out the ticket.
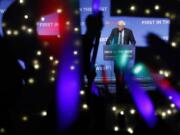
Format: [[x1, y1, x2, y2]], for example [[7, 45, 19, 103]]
[[103, 44, 135, 61]]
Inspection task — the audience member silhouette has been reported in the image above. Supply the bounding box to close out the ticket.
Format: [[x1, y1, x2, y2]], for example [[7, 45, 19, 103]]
[[82, 11, 104, 95], [0, 1, 51, 134]]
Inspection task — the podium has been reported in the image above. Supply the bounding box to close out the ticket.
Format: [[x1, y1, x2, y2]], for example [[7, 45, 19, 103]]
[[103, 44, 135, 61]]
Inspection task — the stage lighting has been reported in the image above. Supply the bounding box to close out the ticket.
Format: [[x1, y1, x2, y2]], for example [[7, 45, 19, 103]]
[[21, 115, 29, 122], [70, 65, 75, 70], [130, 109, 136, 115], [159, 70, 164, 75], [57, 8, 63, 14], [40, 110, 47, 117], [54, 60, 59, 65], [167, 109, 172, 115], [170, 103, 175, 108], [36, 50, 42, 56], [13, 30, 19, 36], [24, 15, 29, 19], [66, 21, 71, 26], [130, 5, 136, 11], [50, 77, 55, 82], [112, 106, 117, 111], [120, 111, 124, 115], [82, 104, 88, 110], [161, 112, 166, 118], [133, 64, 143, 74], [127, 127, 134, 134], [19, 0, 24, 4], [73, 51, 78, 55], [34, 64, 40, 70], [154, 5, 160, 11], [21, 25, 27, 31], [116, 9, 122, 14], [145, 9, 151, 15], [28, 78, 35, 84], [27, 28, 33, 34], [49, 56, 54, 61], [0, 128, 5, 133], [51, 70, 56, 74], [164, 71, 171, 77], [165, 12, 170, 17], [41, 17, 45, 22], [114, 126, 119, 132], [171, 42, 177, 47], [74, 27, 79, 32], [6, 30, 12, 35], [168, 96, 173, 100], [80, 90, 85, 95]]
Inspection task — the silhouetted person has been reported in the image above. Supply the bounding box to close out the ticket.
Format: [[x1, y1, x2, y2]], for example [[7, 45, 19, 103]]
[[0, 35, 23, 134], [1, 1, 51, 134], [82, 11, 104, 95], [137, 33, 180, 88]]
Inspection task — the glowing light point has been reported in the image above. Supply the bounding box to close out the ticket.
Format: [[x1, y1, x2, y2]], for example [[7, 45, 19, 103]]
[[170, 103, 175, 108], [130, 5, 136, 11], [41, 17, 45, 21], [36, 50, 42, 56], [74, 27, 79, 32], [28, 78, 35, 84], [80, 90, 85, 95], [171, 42, 177, 47], [116, 9, 122, 14], [161, 112, 166, 118], [73, 51, 78, 55], [145, 9, 151, 14], [130, 109, 136, 115], [19, 0, 24, 4], [114, 126, 119, 132], [24, 15, 29, 19], [167, 109, 172, 115], [70, 65, 75, 70], [6, 30, 12, 35], [112, 106, 117, 111], [22, 115, 29, 122], [127, 127, 134, 134], [41, 110, 47, 117], [82, 104, 88, 110], [57, 9, 63, 14], [27, 28, 33, 34], [49, 56, 54, 61], [0, 128, 5, 133], [120, 111, 124, 115], [21, 25, 27, 31], [154, 5, 160, 10], [13, 30, 19, 36]]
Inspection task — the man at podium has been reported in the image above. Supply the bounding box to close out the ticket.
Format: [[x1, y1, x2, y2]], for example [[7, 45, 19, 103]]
[[106, 20, 136, 95]]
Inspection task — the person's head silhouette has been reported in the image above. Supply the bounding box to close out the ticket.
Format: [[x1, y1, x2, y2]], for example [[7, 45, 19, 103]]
[[2, 0, 40, 61]]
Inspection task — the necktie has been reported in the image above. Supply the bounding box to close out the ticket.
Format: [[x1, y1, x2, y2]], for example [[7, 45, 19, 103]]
[[118, 31, 122, 45]]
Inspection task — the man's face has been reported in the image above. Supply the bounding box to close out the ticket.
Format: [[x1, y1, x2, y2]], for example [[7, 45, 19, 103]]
[[118, 24, 125, 31]]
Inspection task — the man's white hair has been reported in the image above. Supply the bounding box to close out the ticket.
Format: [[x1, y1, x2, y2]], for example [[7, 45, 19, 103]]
[[118, 20, 126, 26]]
